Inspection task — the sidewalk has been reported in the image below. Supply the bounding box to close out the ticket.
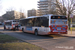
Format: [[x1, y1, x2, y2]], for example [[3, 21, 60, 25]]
[[61, 31, 75, 38]]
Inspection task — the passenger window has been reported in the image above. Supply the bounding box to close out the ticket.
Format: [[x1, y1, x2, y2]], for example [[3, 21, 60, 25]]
[[40, 17, 49, 27]]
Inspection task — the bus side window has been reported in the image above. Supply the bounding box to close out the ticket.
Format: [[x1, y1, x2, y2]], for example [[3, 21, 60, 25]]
[[34, 17, 41, 27], [26, 19, 30, 26], [40, 17, 49, 27], [31, 18, 35, 26], [34, 18, 37, 26], [26, 19, 34, 27]]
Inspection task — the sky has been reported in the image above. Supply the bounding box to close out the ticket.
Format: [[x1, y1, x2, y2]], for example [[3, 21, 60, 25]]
[[0, 0, 39, 16]]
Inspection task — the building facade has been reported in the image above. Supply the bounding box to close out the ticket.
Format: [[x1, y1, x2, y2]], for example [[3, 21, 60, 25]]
[[0, 17, 3, 22], [2, 11, 25, 20], [38, 0, 59, 16], [28, 9, 37, 17], [7, 11, 23, 19]]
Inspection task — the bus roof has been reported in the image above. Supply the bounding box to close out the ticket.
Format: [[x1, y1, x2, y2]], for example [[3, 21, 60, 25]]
[[4, 20, 13, 22], [20, 16, 40, 20], [4, 19, 19, 22], [43, 14, 66, 16], [20, 14, 66, 20], [43, 14, 53, 16]]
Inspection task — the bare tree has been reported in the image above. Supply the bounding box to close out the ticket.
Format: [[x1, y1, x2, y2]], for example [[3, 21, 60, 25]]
[[48, 0, 57, 15], [6, 7, 16, 12], [53, 0, 67, 15], [2, 13, 14, 20], [48, 8, 57, 15], [0, 0, 3, 16], [67, 0, 75, 29], [55, 0, 75, 29], [66, 0, 75, 29], [2, 7, 16, 20]]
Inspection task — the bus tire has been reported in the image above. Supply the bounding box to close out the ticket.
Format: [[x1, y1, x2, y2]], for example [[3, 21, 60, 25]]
[[35, 30, 38, 36], [22, 28, 25, 33]]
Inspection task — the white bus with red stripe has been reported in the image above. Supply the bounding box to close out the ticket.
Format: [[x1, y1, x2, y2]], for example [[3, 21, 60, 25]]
[[19, 14, 68, 35], [4, 20, 19, 30]]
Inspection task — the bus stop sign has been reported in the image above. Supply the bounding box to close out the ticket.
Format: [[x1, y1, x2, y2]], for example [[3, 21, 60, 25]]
[[70, 14, 73, 18]]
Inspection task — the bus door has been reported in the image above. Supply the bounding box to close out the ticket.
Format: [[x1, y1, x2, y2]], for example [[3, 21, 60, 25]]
[[37, 17, 49, 35], [28, 17, 48, 34], [25, 19, 33, 33]]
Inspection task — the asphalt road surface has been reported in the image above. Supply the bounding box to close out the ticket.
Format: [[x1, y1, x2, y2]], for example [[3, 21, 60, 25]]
[[0, 25, 75, 50]]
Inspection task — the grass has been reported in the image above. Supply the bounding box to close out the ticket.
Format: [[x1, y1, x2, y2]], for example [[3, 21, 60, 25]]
[[0, 34, 45, 50], [0, 42, 45, 50], [0, 34, 18, 43]]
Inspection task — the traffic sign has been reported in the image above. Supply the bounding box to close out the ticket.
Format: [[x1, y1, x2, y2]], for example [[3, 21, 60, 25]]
[[70, 14, 73, 18]]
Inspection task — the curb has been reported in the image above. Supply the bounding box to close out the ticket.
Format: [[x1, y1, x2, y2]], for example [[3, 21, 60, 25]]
[[60, 35, 75, 38]]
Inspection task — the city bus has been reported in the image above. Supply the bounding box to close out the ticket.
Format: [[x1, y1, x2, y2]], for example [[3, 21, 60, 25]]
[[19, 14, 68, 35], [4, 20, 19, 30]]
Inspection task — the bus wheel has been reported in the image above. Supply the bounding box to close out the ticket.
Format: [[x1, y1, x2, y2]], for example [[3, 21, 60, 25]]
[[22, 28, 24, 33], [35, 30, 38, 36]]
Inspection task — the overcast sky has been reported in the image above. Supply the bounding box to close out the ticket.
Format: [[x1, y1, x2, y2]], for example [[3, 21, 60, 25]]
[[0, 0, 74, 16], [0, 0, 39, 16]]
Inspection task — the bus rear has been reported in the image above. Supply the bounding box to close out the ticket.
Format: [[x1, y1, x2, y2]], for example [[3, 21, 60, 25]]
[[4, 20, 12, 30], [4, 20, 19, 30], [49, 15, 68, 34]]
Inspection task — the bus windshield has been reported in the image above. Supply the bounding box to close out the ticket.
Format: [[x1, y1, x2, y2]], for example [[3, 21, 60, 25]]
[[12, 20, 19, 24], [5, 22, 11, 25]]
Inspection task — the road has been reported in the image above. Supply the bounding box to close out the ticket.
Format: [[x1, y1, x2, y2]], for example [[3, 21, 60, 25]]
[[0, 25, 75, 50]]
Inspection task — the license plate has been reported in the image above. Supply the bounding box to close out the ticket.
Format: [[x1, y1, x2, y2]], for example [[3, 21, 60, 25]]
[[57, 27, 61, 30]]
